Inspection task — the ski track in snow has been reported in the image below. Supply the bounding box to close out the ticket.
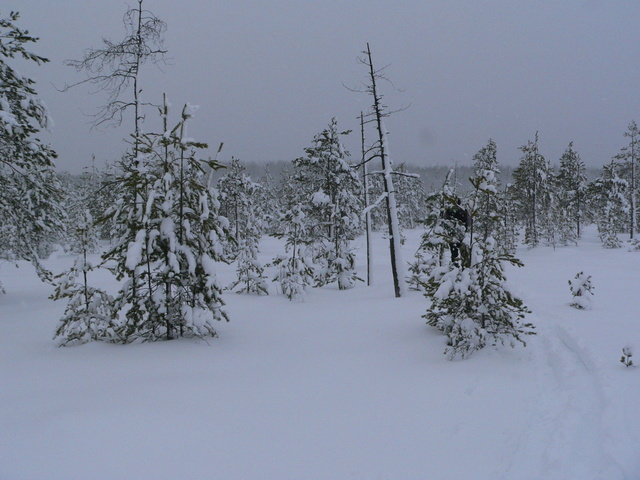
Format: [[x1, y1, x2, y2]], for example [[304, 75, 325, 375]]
[[501, 309, 625, 480]]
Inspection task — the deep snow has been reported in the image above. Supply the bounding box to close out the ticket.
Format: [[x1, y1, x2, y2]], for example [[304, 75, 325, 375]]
[[1, 226, 639, 480]]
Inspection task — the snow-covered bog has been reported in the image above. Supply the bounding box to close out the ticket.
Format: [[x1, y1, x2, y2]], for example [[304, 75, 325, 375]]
[[1, 226, 640, 479]]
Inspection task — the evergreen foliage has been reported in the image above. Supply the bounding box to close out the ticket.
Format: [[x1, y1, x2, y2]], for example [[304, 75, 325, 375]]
[[421, 170, 533, 360], [270, 205, 315, 301], [291, 118, 363, 290], [589, 160, 629, 248], [511, 133, 552, 248], [556, 142, 587, 243], [614, 121, 640, 240], [52, 210, 116, 345], [100, 100, 231, 342], [219, 158, 269, 295], [0, 11, 64, 282], [568, 271, 594, 310]]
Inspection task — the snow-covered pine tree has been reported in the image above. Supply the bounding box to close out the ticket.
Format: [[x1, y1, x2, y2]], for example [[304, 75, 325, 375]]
[[292, 118, 363, 290], [556, 142, 587, 243], [63, 0, 168, 340], [271, 205, 315, 301], [614, 121, 640, 240], [471, 139, 501, 242], [59, 168, 102, 255], [0, 12, 65, 286], [568, 271, 593, 310], [471, 139, 519, 254], [52, 210, 116, 345], [218, 158, 268, 295], [255, 164, 281, 236], [407, 169, 457, 291], [589, 160, 629, 249], [99, 99, 231, 342], [495, 185, 520, 254], [421, 169, 533, 360], [511, 133, 552, 248]]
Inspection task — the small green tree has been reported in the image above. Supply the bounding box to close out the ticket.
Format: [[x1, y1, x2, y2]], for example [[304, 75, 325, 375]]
[[271, 205, 315, 301], [556, 142, 587, 242], [291, 118, 363, 290], [421, 170, 533, 359], [219, 158, 268, 295], [511, 133, 552, 248], [568, 271, 593, 310], [589, 160, 629, 249], [52, 210, 116, 345]]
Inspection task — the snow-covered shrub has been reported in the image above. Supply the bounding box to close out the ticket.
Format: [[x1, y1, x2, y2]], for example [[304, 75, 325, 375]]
[[100, 99, 231, 342], [271, 255, 314, 302], [422, 237, 533, 360], [270, 206, 315, 301], [290, 118, 363, 290], [421, 168, 534, 360], [219, 158, 269, 295], [568, 271, 594, 310], [620, 345, 634, 367], [51, 211, 117, 346]]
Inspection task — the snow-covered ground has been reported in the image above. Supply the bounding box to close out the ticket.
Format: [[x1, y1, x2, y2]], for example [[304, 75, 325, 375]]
[[1, 226, 639, 480]]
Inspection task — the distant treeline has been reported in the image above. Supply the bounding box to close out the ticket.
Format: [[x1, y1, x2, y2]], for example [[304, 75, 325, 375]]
[[207, 160, 603, 194]]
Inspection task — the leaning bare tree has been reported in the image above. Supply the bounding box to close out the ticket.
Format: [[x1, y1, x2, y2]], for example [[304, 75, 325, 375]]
[[353, 43, 416, 297]]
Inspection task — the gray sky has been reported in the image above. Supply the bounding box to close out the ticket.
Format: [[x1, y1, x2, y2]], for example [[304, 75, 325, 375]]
[[13, 1, 640, 172]]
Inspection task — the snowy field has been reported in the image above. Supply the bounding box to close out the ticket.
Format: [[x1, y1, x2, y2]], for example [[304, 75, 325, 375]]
[[1, 226, 639, 480]]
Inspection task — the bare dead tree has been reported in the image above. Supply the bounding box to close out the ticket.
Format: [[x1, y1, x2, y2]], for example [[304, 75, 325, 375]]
[[64, 0, 167, 145], [350, 43, 414, 297]]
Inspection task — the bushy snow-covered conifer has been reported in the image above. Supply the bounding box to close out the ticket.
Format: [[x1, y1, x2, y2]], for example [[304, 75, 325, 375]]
[[219, 158, 268, 295], [421, 170, 533, 359], [52, 210, 116, 345], [407, 169, 458, 291], [568, 271, 593, 310], [614, 121, 640, 240], [0, 12, 64, 286], [271, 205, 315, 301], [556, 142, 587, 243], [101, 99, 231, 342], [590, 160, 629, 248], [511, 133, 552, 248], [291, 118, 363, 290]]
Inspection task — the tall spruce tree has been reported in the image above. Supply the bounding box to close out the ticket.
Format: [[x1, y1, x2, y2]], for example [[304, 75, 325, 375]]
[[556, 142, 587, 244], [589, 160, 629, 249], [614, 121, 640, 239], [471, 139, 500, 243], [0, 11, 64, 288], [218, 158, 268, 295], [512, 133, 552, 248]]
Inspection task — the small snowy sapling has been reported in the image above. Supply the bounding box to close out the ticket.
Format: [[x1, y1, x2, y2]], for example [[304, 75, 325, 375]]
[[569, 271, 594, 310], [620, 345, 634, 367]]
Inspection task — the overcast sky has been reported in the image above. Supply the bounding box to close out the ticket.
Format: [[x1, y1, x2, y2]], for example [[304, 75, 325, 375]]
[[12, 0, 640, 172]]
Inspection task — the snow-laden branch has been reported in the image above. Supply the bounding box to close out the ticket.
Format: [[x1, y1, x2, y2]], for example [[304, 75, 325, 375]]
[[362, 191, 388, 217]]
